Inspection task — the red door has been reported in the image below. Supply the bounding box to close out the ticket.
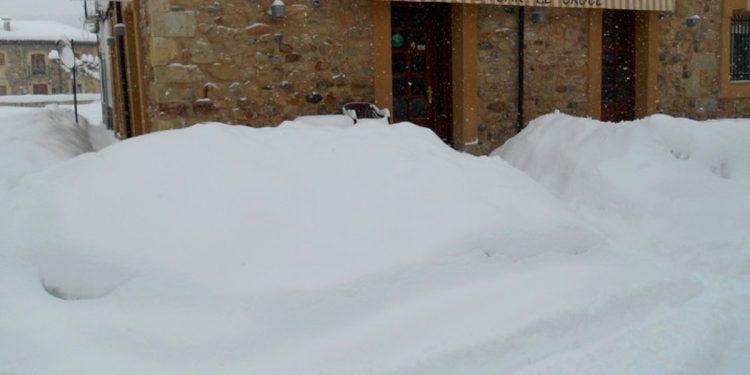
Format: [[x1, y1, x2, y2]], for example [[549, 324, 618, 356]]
[[32, 84, 48, 95], [601, 10, 636, 123], [391, 3, 453, 143]]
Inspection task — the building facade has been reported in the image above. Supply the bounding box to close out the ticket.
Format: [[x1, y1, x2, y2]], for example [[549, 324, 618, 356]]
[[0, 19, 100, 97], [96, 0, 750, 154]]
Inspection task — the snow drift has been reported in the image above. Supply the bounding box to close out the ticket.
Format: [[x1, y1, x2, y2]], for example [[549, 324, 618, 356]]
[[0, 117, 620, 374], [1, 108, 748, 374], [3, 121, 597, 293], [494, 113, 750, 374], [0, 106, 93, 189], [495, 113, 750, 272]]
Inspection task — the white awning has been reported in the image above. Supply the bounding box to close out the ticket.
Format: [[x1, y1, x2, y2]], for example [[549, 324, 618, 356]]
[[379, 0, 674, 11]]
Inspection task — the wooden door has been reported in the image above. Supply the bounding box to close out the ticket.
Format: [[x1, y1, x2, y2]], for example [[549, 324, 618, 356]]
[[602, 10, 636, 123], [391, 3, 452, 143], [32, 84, 48, 95]]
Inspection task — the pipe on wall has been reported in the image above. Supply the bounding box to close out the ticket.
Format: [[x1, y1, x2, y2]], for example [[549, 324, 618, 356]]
[[517, 7, 525, 134], [114, 1, 132, 138]]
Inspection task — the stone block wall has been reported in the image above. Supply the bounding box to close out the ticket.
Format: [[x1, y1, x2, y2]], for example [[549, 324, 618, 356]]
[[476, 6, 589, 154], [0, 42, 100, 96], [523, 8, 590, 123], [477, 6, 519, 155], [135, 0, 749, 152], [144, 0, 376, 131], [656, 0, 750, 118]]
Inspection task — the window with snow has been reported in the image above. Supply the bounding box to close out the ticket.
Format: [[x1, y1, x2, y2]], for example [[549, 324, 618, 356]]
[[731, 11, 750, 81], [31, 54, 46, 75], [0, 86, 7, 96]]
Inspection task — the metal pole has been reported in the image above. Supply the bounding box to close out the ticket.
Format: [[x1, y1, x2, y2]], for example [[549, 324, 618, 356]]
[[517, 7, 525, 134], [71, 39, 79, 125]]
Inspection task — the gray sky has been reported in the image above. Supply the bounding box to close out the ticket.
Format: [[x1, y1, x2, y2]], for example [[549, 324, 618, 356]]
[[0, 0, 85, 28]]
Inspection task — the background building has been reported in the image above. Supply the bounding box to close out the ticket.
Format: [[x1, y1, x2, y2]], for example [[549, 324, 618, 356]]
[[0, 18, 100, 97], [93, 0, 750, 154]]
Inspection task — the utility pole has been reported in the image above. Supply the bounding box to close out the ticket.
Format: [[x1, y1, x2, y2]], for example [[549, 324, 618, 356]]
[[71, 39, 79, 125]]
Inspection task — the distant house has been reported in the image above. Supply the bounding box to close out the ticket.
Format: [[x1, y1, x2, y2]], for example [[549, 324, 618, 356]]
[[0, 18, 100, 97], [92, 0, 750, 154]]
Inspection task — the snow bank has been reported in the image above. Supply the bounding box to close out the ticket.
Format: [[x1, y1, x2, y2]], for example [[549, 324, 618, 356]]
[[0, 93, 101, 104], [0, 118, 635, 374], [58, 101, 117, 151], [3, 121, 597, 293], [495, 113, 750, 374], [495, 113, 750, 210], [1, 110, 747, 374], [495, 113, 750, 271], [0, 106, 93, 189]]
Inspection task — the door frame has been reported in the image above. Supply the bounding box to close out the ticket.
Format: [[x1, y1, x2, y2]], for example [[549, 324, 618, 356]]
[[374, 2, 479, 151], [601, 9, 636, 122], [389, 2, 453, 141], [588, 9, 659, 120]]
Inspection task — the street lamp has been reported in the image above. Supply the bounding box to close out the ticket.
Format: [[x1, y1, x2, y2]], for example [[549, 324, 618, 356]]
[[54, 38, 80, 124]]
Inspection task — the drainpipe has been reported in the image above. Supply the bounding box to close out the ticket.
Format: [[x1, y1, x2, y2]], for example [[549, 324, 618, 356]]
[[99, 35, 113, 130], [71, 39, 79, 125], [517, 7, 525, 134], [97, 1, 115, 130]]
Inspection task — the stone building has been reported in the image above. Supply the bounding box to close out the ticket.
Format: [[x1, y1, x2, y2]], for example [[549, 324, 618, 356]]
[[0, 19, 100, 97], [94, 0, 750, 154]]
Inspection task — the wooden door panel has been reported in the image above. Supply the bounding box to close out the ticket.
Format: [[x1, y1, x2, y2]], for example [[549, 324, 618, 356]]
[[391, 4, 452, 142], [602, 10, 636, 123]]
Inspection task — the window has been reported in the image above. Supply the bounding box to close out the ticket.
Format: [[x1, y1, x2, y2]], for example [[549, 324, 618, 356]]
[[0, 53, 5, 66], [731, 12, 750, 81], [0, 86, 6, 96], [31, 54, 46, 75], [32, 84, 48, 95], [721, 0, 750, 97]]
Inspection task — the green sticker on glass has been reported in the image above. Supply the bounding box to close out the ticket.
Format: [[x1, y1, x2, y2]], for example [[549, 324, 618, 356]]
[[392, 33, 404, 48]]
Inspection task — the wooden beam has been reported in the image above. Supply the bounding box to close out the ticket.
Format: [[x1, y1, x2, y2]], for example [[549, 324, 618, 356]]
[[587, 9, 603, 120], [451, 4, 479, 150], [634, 11, 659, 118], [373, 1, 393, 115]]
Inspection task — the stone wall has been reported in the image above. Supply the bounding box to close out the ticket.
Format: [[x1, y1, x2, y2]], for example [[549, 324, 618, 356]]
[[0, 42, 100, 95], [476, 6, 519, 155], [476, 6, 590, 154], [136, 0, 750, 153], [145, 0, 376, 131], [656, 0, 750, 118], [523, 8, 590, 124]]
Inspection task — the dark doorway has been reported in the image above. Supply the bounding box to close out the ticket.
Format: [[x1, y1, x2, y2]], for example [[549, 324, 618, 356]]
[[32, 84, 48, 95], [602, 10, 636, 123], [391, 3, 452, 142]]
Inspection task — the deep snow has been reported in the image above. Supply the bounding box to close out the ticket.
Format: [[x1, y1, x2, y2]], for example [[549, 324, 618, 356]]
[[0, 106, 92, 189], [495, 113, 750, 374], [0, 107, 748, 374]]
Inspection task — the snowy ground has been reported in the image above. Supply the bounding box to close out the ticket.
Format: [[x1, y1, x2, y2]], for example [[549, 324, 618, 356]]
[[0, 107, 748, 374], [0, 94, 101, 108], [0, 103, 114, 190]]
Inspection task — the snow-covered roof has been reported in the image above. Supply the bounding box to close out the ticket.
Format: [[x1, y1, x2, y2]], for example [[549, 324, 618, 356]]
[[0, 19, 95, 44]]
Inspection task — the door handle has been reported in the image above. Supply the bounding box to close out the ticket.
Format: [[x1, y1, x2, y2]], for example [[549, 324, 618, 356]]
[[427, 85, 433, 104]]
